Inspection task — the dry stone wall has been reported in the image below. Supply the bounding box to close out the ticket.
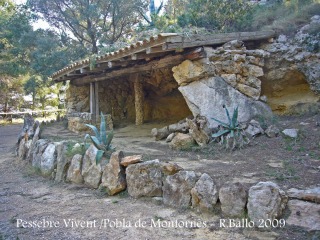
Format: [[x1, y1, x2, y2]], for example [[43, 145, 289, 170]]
[[16, 118, 320, 231]]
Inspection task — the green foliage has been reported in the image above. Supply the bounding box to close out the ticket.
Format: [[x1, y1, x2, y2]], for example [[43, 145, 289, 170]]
[[176, 0, 253, 32], [245, 0, 320, 34], [211, 106, 249, 150], [212, 106, 239, 138], [84, 112, 115, 165], [0, 75, 25, 112], [27, 0, 148, 54]]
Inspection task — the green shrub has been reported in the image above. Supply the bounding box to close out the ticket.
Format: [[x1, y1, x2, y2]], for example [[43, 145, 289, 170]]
[[84, 112, 115, 164]]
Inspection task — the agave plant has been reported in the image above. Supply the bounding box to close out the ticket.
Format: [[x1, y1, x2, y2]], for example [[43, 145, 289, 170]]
[[84, 112, 114, 164], [211, 106, 249, 150]]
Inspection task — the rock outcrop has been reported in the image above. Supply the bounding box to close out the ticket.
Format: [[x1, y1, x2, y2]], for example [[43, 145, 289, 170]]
[[179, 77, 272, 128], [260, 16, 320, 114]]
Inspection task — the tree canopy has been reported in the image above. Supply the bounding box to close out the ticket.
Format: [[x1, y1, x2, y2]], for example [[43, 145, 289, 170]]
[[27, 0, 148, 54]]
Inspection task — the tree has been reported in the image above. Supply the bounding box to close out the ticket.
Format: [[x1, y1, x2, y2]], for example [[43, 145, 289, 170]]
[[27, 0, 148, 54], [176, 0, 253, 31], [139, 0, 163, 28], [0, 1, 32, 113], [24, 75, 41, 110], [0, 76, 24, 112]]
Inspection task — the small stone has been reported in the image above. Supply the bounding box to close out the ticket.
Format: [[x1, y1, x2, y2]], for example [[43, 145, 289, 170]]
[[278, 34, 287, 43], [265, 125, 280, 138], [165, 133, 175, 143], [282, 129, 299, 138], [152, 197, 163, 205], [120, 155, 142, 167], [260, 95, 268, 102], [245, 119, 264, 137], [169, 133, 195, 150], [161, 162, 183, 175]]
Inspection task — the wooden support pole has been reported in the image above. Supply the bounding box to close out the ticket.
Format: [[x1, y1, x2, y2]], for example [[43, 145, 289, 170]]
[[95, 82, 99, 121], [133, 74, 144, 125], [90, 82, 96, 123]]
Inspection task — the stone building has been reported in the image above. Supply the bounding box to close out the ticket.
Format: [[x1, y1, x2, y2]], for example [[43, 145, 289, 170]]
[[52, 27, 320, 132]]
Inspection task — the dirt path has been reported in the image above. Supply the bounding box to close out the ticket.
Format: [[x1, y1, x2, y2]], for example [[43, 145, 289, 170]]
[[0, 123, 316, 240]]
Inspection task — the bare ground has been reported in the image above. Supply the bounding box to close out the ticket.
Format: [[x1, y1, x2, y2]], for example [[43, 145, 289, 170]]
[[0, 113, 320, 240]]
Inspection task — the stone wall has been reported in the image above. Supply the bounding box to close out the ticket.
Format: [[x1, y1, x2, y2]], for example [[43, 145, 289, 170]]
[[16, 129, 320, 231], [65, 82, 90, 114], [67, 112, 113, 133]]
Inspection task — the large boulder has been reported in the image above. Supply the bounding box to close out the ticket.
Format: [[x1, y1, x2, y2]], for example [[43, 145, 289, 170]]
[[287, 187, 320, 203], [82, 145, 103, 188], [83, 164, 102, 189], [17, 138, 32, 161], [178, 77, 273, 128], [219, 182, 248, 217], [32, 139, 51, 169], [26, 124, 41, 162], [163, 170, 199, 208], [247, 182, 288, 224], [40, 143, 57, 176], [126, 160, 163, 198], [191, 173, 218, 212], [66, 154, 83, 184], [100, 151, 126, 195], [32, 139, 57, 176]]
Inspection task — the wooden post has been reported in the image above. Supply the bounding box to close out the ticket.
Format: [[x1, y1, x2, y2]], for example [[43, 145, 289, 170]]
[[90, 82, 96, 122], [133, 74, 144, 125], [95, 82, 99, 121]]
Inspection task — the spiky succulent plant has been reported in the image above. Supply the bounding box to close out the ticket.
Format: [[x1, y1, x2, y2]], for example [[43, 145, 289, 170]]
[[84, 112, 114, 164]]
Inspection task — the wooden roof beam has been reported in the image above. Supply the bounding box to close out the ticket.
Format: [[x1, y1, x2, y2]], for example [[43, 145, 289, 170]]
[[72, 48, 205, 86]]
